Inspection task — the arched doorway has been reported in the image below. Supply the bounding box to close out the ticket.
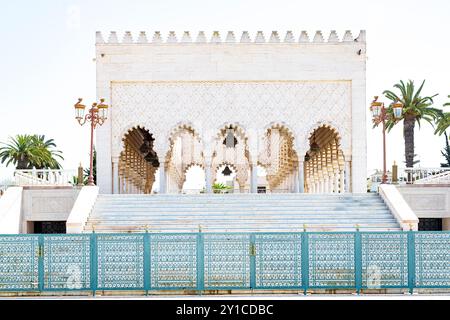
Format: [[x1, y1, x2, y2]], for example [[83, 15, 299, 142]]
[[213, 163, 238, 193], [118, 126, 159, 194], [210, 124, 251, 193], [165, 124, 204, 193], [304, 125, 345, 193], [182, 164, 205, 194], [259, 124, 299, 193]]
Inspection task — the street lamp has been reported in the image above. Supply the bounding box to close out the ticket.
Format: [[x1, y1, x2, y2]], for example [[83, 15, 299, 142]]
[[370, 96, 403, 184], [74, 98, 109, 186]]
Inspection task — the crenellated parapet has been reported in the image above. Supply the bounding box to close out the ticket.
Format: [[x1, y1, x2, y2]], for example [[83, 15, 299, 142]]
[[96, 30, 366, 45]]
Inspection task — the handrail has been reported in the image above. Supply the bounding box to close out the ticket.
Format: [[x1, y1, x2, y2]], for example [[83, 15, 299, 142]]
[[14, 169, 76, 186], [402, 167, 450, 184]]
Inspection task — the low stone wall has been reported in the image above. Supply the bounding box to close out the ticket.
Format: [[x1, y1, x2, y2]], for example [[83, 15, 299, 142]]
[[378, 185, 418, 230], [0, 187, 23, 234], [66, 186, 99, 233], [21, 186, 79, 233], [397, 185, 450, 230]]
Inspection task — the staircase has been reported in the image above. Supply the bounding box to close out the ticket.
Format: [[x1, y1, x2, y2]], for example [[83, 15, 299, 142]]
[[84, 193, 401, 233]]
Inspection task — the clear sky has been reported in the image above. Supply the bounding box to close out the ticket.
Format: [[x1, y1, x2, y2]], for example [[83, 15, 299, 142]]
[[1, 0, 449, 182]]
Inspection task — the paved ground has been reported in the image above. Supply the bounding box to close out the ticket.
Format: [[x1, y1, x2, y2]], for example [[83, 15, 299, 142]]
[[1, 294, 449, 300]]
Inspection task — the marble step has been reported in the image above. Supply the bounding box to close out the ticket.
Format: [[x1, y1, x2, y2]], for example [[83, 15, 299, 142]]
[[90, 212, 393, 217], [86, 193, 399, 232], [83, 224, 401, 232]]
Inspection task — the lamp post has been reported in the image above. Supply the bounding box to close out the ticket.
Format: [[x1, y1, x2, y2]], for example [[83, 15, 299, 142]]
[[370, 96, 403, 184], [74, 98, 109, 186]]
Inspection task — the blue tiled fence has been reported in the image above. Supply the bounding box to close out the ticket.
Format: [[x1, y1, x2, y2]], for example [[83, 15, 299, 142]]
[[0, 232, 449, 293]]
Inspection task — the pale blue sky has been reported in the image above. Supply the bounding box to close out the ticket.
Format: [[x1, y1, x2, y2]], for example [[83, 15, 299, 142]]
[[1, 0, 450, 181]]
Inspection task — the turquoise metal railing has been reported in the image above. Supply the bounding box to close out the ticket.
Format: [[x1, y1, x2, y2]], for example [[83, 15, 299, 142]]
[[0, 232, 448, 294]]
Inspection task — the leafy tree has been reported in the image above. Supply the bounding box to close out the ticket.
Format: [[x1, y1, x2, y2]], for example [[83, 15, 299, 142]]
[[0, 134, 63, 170], [382, 80, 440, 167], [441, 132, 450, 168]]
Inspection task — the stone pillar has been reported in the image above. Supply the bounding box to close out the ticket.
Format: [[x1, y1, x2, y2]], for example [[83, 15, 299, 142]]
[[159, 164, 167, 194], [339, 169, 345, 193], [298, 161, 305, 193], [205, 163, 213, 194], [345, 161, 351, 193], [324, 176, 329, 193], [334, 172, 339, 194], [250, 164, 258, 193], [112, 159, 120, 194], [293, 171, 299, 193]]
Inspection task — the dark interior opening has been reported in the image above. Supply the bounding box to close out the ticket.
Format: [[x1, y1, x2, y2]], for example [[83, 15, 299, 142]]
[[418, 218, 442, 231], [33, 221, 67, 234]]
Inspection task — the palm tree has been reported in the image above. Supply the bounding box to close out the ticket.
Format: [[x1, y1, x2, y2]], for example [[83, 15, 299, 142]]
[[0, 134, 63, 170], [32, 135, 64, 169], [440, 132, 450, 168], [382, 80, 440, 167], [0, 135, 42, 169], [435, 95, 450, 135]]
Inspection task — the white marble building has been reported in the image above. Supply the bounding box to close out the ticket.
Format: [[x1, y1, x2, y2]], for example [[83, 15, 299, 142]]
[[95, 30, 367, 194]]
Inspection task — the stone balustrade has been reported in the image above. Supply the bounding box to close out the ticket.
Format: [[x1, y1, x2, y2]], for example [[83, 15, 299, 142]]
[[402, 167, 450, 184], [14, 169, 77, 187]]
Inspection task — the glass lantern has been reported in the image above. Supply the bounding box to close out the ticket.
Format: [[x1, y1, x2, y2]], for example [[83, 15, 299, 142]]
[[97, 100, 109, 120], [370, 102, 383, 118], [392, 101, 404, 119], [74, 99, 86, 120]]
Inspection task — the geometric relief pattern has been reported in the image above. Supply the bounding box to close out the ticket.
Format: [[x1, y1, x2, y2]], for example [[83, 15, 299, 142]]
[[43, 235, 91, 290], [150, 234, 197, 289], [308, 233, 355, 287], [204, 234, 251, 288], [415, 232, 450, 287], [0, 236, 39, 290], [111, 81, 352, 156], [255, 234, 302, 288], [97, 235, 144, 289], [361, 233, 408, 288]]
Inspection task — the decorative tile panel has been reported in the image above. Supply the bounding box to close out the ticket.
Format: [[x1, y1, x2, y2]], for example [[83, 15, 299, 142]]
[[43, 235, 91, 290], [415, 232, 450, 287], [308, 233, 355, 287], [150, 234, 197, 289], [204, 234, 251, 288], [0, 236, 39, 290], [97, 235, 144, 289], [255, 233, 302, 288], [361, 233, 408, 288]]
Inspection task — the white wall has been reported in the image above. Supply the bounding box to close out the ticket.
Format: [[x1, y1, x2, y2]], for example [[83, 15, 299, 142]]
[[0, 187, 23, 234], [67, 186, 99, 233], [379, 184, 419, 231], [21, 187, 79, 233], [96, 31, 367, 193], [397, 185, 450, 219]]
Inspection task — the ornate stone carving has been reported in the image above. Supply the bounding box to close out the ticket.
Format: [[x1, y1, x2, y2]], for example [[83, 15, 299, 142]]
[[111, 81, 352, 160]]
